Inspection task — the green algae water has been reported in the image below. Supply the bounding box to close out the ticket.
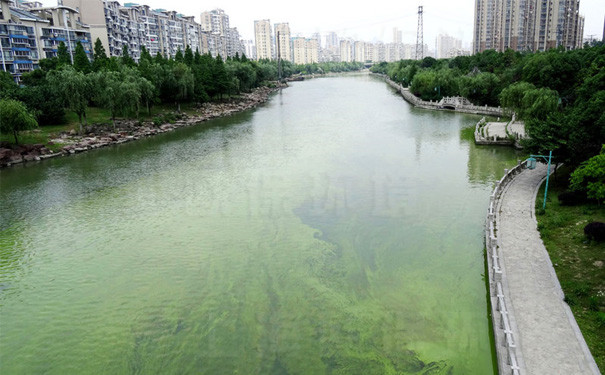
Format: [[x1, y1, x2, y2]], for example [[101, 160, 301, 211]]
[[0, 74, 522, 374]]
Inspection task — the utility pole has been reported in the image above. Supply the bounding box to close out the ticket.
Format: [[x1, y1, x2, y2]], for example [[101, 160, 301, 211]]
[[276, 31, 282, 83], [416, 5, 424, 60]]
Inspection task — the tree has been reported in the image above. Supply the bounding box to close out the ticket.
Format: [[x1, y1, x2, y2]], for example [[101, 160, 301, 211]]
[[212, 55, 230, 98], [570, 146, 605, 203], [0, 71, 18, 99], [0, 98, 38, 144], [19, 70, 66, 125], [73, 41, 91, 74], [57, 41, 71, 66], [174, 48, 184, 63], [48, 66, 91, 133], [184, 45, 194, 66], [121, 45, 136, 67], [499, 81, 537, 115], [458, 72, 501, 106], [92, 38, 109, 72], [172, 63, 194, 111], [140, 45, 153, 63]]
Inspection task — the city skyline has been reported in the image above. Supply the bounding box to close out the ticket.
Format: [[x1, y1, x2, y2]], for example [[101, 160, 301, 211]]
[[39, 0, 605, 46]]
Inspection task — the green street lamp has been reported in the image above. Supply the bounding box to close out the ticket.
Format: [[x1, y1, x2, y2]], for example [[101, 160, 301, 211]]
[[526, 150, 553, 210]]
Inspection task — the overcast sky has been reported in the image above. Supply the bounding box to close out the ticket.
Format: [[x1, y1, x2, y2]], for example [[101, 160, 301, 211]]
[[44, 0, 604, 48]]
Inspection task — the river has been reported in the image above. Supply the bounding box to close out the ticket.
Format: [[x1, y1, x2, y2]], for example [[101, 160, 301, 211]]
[[0, 73, 522, 374]]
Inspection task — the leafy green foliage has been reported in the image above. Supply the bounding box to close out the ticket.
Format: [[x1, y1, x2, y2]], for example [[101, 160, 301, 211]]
[[57, 41, 71, 66], [0, 98, 38, 144], [571, 146, 605, 202], [73, 42, 91, 74], [47, 66, 91, 132]]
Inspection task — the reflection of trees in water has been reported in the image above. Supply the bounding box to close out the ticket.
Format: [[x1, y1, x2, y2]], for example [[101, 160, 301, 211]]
[[465, 138, 523, 185]]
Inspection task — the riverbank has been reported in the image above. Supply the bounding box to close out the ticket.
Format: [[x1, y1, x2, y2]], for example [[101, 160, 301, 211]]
[[487, 163, 600, 375], [377, 74, 506, 117], [0, 85, 282, 168]]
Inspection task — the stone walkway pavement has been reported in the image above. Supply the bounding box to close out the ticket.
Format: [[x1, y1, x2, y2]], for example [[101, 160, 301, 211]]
[[496, 164, 600, 375], [484, 122, 508, 138]]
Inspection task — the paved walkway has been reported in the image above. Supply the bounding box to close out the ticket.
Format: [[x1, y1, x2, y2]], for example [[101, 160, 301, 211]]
[[484, 122, 508, 138], [496, 164, 600, 375]]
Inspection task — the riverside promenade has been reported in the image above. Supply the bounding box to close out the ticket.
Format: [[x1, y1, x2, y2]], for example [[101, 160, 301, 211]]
[[492, 163, 600, 375]]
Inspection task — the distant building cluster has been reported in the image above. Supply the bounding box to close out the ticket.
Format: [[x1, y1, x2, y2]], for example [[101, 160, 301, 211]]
[[6, 0, 590, 84], [472, 0, 585, 53]]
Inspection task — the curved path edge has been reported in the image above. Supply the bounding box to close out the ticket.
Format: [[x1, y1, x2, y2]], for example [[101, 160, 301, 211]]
[[486, 162, 600, 375]]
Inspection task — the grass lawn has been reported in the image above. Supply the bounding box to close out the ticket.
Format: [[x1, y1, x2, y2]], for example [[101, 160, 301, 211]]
[[536, 166, 605, 371]]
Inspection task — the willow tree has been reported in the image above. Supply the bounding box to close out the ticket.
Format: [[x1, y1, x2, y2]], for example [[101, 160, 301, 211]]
[[48, 66, 90, 133], [0, 98, 38, 144]]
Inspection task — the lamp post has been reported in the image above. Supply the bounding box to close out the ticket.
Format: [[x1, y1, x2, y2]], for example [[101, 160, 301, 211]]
[[526, 150, 553, 210]]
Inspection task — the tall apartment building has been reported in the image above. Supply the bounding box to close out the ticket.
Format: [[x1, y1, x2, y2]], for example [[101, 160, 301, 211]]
[[473, 0, 584, 53], [242, 39, 256, 60], [64, 1, 242, 60], [254, 19, 272, 60], [354, 41, 367, 63], [393, 27, 402, 44], [436, 34, 462, 58], [292, 37, 318, 64], [274, 23, 291, 62], [1, 0, 92, 82], [339, 39, 353, 62], [200, 9, 242, 58]]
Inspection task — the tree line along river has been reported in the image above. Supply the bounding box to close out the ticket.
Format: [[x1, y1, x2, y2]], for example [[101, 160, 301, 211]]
[[0, 73, 522, 374]]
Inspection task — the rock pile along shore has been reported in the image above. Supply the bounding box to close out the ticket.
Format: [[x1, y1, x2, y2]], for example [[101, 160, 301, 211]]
[[1, 86, 279, 168]]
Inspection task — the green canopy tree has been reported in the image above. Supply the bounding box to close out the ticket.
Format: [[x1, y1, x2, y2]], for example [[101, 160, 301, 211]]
[[121, 45, 136, 67], [57, 41, 71, 66], [0, 98, 38, 144], [570, 145, 605, 203], [184, 45, 194, 66], [172, 62, 194, 111], [499, 81, 537, 116], [174, 48, 184, 63], [73, 41, 91, 73], [0, 71, 18, 99], [48, 66, 90, 133], [212, 55, 230, 98], [92, 38, 109, 71], [140, 45, 153, 63]]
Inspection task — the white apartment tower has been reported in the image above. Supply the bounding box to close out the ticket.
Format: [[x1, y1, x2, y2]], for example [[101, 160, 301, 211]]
[[473, 0, 585, 53], [274, 23, 291, 62], [393, 27, 402, 44], [436, 34, 462, 58], [254, 19, 272, 60]]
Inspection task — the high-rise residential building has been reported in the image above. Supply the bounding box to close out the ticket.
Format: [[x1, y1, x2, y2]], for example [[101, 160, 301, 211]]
[[393, 27, 402, 44], [200, 8, 233, 57], [311, 32, 321, 50], [63, 1, 243, 60], [325, 31, 338, 49], [1, 0, 92, 82], [354, 41, 367, 63], [473, 0, 584, 53], [305, 38, 318, 63], [242, 39, 256, 60], [254, 19, 272, 60], [339, 39, 353, 62], [274, 23, 291, 62], [436, 34, 462, 59], [200, 9, 228, 36], [292, 37, 318, 64]]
